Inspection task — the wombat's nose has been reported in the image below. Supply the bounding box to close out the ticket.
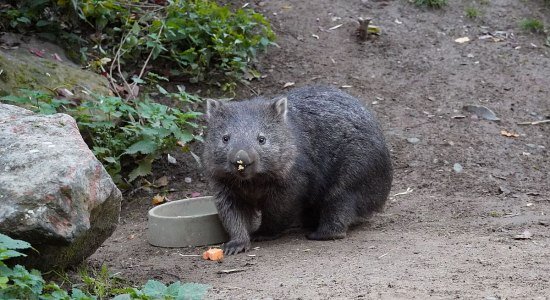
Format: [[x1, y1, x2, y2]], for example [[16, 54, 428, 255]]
[[234, 150, 253, 165]]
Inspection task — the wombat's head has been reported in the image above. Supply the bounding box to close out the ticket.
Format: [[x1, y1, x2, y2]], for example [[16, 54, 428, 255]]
[[203, 97, 297, 182]]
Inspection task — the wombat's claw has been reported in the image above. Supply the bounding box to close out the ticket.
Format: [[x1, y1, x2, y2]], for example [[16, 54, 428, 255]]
[[223, 240, 250, 255]]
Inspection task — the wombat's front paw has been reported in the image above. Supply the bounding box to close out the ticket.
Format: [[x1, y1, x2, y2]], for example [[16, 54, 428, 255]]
[[223, 239, 250, 255]]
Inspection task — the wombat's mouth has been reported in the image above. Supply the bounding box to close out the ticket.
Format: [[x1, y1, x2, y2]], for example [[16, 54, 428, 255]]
[[231, 160, 256, 179], [236, 160, 246, 171]]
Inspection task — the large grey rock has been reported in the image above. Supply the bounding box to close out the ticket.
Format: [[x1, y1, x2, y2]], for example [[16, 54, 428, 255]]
[[0, 104, 122, 270]]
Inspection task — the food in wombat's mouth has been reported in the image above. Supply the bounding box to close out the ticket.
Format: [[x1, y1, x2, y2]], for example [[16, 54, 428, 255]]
[[237, 160, 245, 171]]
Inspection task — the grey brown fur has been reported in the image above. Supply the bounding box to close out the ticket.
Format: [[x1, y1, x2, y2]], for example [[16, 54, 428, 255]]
[[203, 86, 393, 255]]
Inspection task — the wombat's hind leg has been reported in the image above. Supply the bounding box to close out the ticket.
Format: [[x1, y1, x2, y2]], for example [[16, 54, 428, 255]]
[[306, 192, 358, 241]]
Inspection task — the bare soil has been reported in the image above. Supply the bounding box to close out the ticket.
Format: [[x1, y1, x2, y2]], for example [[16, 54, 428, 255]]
[[89, 0, 550, 298]]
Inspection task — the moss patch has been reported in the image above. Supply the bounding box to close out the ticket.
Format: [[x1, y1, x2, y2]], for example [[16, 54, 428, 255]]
[[0, 50, 111, 98]]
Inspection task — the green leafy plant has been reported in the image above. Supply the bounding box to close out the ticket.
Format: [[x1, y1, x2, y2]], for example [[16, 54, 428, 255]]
[[113, 280, 210, 300], [0, 0, 276, 89], [1, 88, 202, 185], [0, 233, 95, 300], [0, 233, 210, 299], [413, 0, 447, 8], [520, 18, 545, 33], [465, 7, 480, 19], [77, 264, 121, 300]]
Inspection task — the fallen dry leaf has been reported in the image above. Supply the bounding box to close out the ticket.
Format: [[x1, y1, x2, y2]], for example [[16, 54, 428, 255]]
[[29, 48, 45, 58], [52, 53, 63, 62], [463, 104, 500, 121], [202, 248, 224, 261], [455, 37, 470, 44], [56, 88, 74, 98], [500, 130, 519, 138], [155, 176, 169, 187], [152, 194, 166, 206], [283, 82, 295, 88]]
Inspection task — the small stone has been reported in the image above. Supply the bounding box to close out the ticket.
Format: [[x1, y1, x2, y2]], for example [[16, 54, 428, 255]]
[[167, 153, 177, 164], [453, 163, 463, 173], [407, 137, 420, 144], [499, 186, 511, 195], [184, 177, 192, 184], [513, 230, 533, 240]]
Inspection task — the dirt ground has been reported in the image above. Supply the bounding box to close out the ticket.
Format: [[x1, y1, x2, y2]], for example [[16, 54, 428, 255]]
[[89, 0, 550, 298]]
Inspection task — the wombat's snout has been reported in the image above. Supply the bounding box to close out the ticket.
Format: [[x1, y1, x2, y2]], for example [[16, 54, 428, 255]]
[[231, 149, 255, 171], [236, 149, 254, 166]]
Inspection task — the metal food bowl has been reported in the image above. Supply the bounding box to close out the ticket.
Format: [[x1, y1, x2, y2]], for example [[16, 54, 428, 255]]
[[147, 196, 228, 247]]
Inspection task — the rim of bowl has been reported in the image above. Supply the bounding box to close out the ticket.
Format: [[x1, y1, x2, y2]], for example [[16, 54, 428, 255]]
[[148, 196, 217, 219]]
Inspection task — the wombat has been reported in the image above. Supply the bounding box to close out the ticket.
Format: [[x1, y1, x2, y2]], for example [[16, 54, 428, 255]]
[[203, 86, 392, 255]]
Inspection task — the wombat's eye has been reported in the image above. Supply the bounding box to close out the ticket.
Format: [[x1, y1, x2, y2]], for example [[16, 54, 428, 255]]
[[258, 136, 266, 145], [222, 135, 230, 143]]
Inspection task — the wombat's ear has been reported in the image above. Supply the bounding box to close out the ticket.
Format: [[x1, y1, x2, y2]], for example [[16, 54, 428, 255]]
[[206, 99, 223, 119], [271, 97, 288, 121]]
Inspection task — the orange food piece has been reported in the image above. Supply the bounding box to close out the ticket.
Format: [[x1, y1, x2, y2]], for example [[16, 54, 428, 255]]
[[202, 248, 224, 261]]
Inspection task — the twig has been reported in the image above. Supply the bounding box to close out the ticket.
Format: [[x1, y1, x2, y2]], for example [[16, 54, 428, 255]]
[[328, 24, 343, 31], [518, 119, 550, 125], [392, 187, 414, 197], [109, 29, 130, 98], [108, 8, 165, 99], [117, 57, 134, 99], [378, 250, 392, 259], [128, 23, 165, 97], [217, 268, 246, 274], [177, 253, 201, 257], [240, 81, 260, 96]]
